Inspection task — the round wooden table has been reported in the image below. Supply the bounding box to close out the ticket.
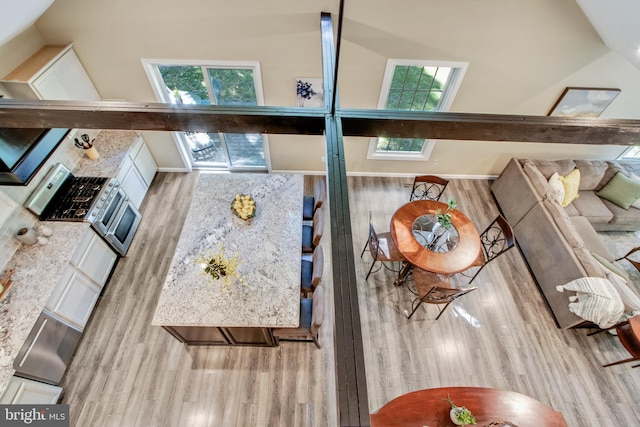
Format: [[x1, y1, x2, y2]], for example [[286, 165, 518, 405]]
[[390, 200, 481, 275], [370, 386, 568, 427]]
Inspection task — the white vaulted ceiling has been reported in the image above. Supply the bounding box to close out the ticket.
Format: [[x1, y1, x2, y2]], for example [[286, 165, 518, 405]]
[[0, 0, 55, 46], [576, 0, 640, 70]]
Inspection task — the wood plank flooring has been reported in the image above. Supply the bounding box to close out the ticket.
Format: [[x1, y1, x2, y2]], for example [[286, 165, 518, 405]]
[[60, 173, 640, 426]]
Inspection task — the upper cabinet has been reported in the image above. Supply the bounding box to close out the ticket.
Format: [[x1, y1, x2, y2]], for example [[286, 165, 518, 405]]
[[0, 44, 100, 101]]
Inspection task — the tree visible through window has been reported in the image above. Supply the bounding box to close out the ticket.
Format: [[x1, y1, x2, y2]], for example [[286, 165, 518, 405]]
[[145, 62, 267, 170], [369, 60, 467, 159]]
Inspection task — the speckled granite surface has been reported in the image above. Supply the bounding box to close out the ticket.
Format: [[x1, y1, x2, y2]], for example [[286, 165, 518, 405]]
[[0, 222, 90, 395], [152, 173, 304, 328], [73, 130, 140, 177]]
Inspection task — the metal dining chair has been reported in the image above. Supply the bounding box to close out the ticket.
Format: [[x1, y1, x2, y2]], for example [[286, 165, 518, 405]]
[[360, 213, 405, 280], [458, 214, 515, 283], [410, 175, 449, 201], [404, 267, 477, 319]]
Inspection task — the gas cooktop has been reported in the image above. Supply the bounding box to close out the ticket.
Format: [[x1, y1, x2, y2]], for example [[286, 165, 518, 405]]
[[42, 176, 109, 221]]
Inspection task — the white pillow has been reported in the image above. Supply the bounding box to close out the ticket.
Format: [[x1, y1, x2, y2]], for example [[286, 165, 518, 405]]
[[547, 172, 565, 205], [556, 277, 624, 328]]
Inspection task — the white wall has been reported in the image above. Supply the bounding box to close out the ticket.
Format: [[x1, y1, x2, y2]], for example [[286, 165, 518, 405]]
[[1, 0, 639, 176]]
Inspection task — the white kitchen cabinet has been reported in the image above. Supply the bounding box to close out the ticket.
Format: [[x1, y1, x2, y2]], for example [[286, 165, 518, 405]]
[[0, 376, 62, 404], [0, 44, 100, 101], [71, 227, 118, 285], [46, 266, 101, 331], [46, 229, 117, 331], [115, 135, 157, 209]]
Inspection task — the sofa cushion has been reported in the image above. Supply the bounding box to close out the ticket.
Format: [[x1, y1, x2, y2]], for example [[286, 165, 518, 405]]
[[600, 198, 640, 226], [574, 160, 609, 191], [563, 203, 580, 217], [556, 277, 624, 328], [531, 159, 576, 179], [521, 160, 549, 199], [596, 171, 640, 209], [569, 216, 615, 261], [605, 271, 640, 314], [591, 252, 630, 281], [571, 191, 615, 224], [560, 168, 581, 207], [573, 246, 607, 278]]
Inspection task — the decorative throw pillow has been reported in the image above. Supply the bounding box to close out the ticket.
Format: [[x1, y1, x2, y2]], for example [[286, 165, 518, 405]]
[[591, 252, 630, 281], [547, 172, 565, 205], [596, 171, 640, 209], [556, 277, 624, 328], [605, 271, 640, 314], [560, 168, 580, 207]]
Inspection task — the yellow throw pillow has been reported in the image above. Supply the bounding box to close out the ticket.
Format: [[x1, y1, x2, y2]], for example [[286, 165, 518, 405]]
[[560, 168, 580, 207]]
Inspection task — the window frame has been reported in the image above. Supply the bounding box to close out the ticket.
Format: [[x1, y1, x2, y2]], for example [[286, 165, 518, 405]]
[[141, 59, 270, 171], [367, 59, 468, 161]]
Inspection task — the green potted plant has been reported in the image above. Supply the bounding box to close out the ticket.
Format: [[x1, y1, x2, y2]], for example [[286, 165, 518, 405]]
[[444, 394, 476, 426], [435, 197, 457, 233]]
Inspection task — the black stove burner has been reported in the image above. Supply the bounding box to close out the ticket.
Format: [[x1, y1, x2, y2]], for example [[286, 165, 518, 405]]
[[42, 176, 109, 221]]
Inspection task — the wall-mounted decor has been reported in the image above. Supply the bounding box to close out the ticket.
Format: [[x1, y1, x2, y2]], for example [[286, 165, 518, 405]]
[[547, 87, 621, 117], [296, 78, 324, 108]]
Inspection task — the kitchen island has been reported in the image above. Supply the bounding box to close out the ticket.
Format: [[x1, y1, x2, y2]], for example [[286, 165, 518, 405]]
[[152, 173, 304, 346]]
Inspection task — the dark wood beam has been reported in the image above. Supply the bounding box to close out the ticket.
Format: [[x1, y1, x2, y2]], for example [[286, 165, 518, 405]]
[[340, 109, 640, 145], [321, 11, 370, 427], [2, 99, 640, 145], [0, 99, 326, 135]]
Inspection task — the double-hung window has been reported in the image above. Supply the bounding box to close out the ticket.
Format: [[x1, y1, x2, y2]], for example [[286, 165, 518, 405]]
[[143, 60, 268, 170], [368, 59, 468, 160]]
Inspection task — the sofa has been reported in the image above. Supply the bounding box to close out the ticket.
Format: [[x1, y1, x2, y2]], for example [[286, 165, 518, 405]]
[[491, 158, 640, 329]]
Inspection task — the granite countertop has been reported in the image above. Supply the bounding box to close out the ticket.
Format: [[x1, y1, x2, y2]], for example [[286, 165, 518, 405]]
[[152, 173, 304, 328], [73, 130, 140, 177], [0, 222, 90, 395]]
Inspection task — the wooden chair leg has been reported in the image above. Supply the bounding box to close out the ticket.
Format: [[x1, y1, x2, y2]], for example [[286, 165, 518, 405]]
[[312, 334, 321, 349], [603, 356, 640, 367]]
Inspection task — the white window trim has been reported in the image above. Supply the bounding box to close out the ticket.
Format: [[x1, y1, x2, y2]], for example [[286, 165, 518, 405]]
[[367, 59, 468, 161], [140, 59, 270, 171]]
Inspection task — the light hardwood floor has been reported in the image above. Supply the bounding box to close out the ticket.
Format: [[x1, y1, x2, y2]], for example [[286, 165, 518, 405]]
[[61, 173, 640, 426]]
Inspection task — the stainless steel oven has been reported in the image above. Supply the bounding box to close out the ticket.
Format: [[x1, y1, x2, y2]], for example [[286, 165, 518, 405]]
[[26, 163, 141, 256], [91, 186, 141, 256]]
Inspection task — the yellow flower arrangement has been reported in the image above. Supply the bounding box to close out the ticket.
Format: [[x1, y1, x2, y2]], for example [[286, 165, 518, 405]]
[[194, 243, 247, 290], [231, 194, 256, 220]]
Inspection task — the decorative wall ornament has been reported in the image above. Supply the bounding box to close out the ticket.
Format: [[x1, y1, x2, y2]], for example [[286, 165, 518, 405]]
[[296, 78, 324, 107]]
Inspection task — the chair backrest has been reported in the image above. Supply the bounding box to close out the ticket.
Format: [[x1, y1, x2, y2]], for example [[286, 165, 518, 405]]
[[313, 207, 324, 246], [479, 214, 515, 263], [410, 175, 449, 201], [423, 286, 478, 305], [310, 285, 324, 334], [311, 245, 324, 289], [367, 222, 382, 260], [314, 177, 326, 209]]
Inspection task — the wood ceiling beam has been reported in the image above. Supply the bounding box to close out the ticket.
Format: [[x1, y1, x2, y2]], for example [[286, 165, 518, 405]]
[[340, 109, 640, 145], [1, 100, 640, 144], [0, 100, 326, 135]]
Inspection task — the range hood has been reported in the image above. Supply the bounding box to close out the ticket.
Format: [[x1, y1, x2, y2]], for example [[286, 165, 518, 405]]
[[0, 127, 70, 186]]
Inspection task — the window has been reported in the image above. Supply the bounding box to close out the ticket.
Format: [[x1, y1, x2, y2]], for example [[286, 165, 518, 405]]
[[368, 59, 468, 160], [143, 60, 268, 170], [620, 146, 640, 159]]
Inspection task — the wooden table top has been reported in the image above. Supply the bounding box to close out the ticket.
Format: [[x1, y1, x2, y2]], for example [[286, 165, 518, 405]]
[[370, 386, 568, 427], [390, 200, 481, 274]]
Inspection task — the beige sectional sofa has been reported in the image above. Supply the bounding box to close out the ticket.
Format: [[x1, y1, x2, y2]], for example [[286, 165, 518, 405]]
[[491, 158, 640, 328]]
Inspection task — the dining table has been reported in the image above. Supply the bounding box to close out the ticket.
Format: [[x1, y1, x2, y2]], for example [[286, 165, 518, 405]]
[[390, 200, 482, 285], [369, 386, 568, 427]]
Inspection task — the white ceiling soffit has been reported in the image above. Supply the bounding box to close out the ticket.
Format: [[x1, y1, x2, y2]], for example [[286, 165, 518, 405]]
[[0, 0, 55, 46], [576, 0, 640, 70]]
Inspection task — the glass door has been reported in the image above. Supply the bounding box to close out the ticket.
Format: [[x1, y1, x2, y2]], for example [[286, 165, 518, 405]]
[[146, 62, 268, 171]]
